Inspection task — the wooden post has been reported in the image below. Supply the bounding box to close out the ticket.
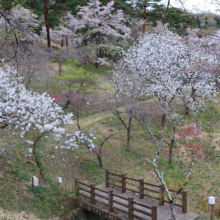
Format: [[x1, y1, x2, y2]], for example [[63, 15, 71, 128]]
[[128, 197, 134, 220], [159, 185, 164, 205], [152, 206, 157, 220], [139, 179, 144, 199], [108, 189, 113, 212], [75, 178, 79, 198], [182, 190, 187, 214], [58, 182, 60, 194], [105, 169, 109, 187], [122, 174, 126, 193], [90, 184, 95, 205], [211, 204, 214, 220]]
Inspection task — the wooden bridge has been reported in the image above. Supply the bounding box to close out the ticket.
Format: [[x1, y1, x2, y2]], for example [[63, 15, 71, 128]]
[[74, 170, 200, 220]]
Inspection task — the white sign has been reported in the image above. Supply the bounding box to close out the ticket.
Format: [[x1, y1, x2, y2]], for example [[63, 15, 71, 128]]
[[29, 148, 32, 153], [57, 177, 62, 184], [32, 176, 38, 187], [209, 196, 215, 205]]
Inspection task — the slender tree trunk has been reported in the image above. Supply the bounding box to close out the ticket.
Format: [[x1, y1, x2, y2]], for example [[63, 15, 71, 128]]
[[191, 87, 196, 102], [61, 38, 64, 47], [33, 135, 45, 182], [170, 202, 176, 220], [169, 138, 175, 165], [66, 35, 69, 54], [182, 94, 190, 115], [44, 0, 51, 49], [142, 3, 146, 34], [161, 112, 167, 126], [185, 103, 190, 115], [76, 109, 81, 131], [97, 155, 102, 167], [95, 61, 99, 69], [126, 116, 132, 151], [95, 32, 100, 69], [58, 62, 62, 76]]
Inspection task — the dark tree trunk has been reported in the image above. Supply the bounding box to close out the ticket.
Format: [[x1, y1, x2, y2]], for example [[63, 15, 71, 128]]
[[66, 35, 69, 54], [44, 0, 51, 49], [76, 110, 81, 131], [169, 139, 175, 165], [191, 87, 196, 102], [64, 100, 71, 108], [161, 113, 167, 126], [126, 116, 132, 151], [58, 62, 62, 76], [142, 4, 146, 34], [95, 62, 99, 69], [97, 155, 102, 167], [185, 103, 190, 115], [33, 135, 45, 182], [61, 38, 64, 47]]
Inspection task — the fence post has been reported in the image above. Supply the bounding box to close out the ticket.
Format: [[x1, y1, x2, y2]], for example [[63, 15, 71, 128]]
[[75, 178, 79, 198], [152, 206, 157, 220], [159, 185, 164, 205], [128, 197, 134, 220], [105, 169, 109, 187], [90, 184, 95, 205], [122, 174, 126, 193], [139, 179, 144, 199], [182, 190, 187, 213], [108, 189, 113, 212]]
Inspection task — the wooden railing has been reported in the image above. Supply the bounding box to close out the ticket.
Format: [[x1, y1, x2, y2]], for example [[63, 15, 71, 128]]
[[105, 169, 187, 214], [75, 179, 157, 220]]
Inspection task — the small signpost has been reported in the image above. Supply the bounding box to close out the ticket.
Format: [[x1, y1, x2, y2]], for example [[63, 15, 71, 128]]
[[32, 176, 38, 187], [57, 177, 62, 194], [209, 196, 215, 220]]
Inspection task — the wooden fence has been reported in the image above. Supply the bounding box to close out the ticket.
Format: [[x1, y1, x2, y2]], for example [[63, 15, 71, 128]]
[[105, 170, 187, 214], [75, 179, 157, 220]]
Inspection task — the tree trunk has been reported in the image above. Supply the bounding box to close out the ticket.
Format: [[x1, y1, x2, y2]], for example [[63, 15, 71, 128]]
[[44, 0, 51, 49], [33, 135, 45, 182], [161, 112, 167, 126], [61, 38, 64, 47], [76, 110, 81, 131], [97, 155, 102, 167], [142, 4, 146, 34], [191, 88, 196, 102], [95, 33, 100, 69], [126, 116, 132, 151], [170, 201, 176, 220], [95, 62, 99, 69], [66, 35, 69, 54], [58, 62, 62, 76], [184, 103, 190, 115], [169, 138, 174, 165]]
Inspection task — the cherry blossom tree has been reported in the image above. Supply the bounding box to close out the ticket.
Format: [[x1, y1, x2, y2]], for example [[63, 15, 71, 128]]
[[10, 5, 40, 31], [133, 105, 201, 220], [0, 7, 38, 65], [0, 65, 74, 179], [113, 22, 219, 125], [68, 0, 131, 68]]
